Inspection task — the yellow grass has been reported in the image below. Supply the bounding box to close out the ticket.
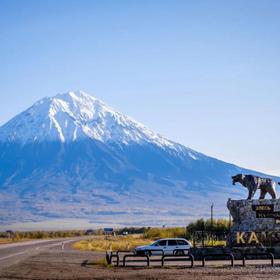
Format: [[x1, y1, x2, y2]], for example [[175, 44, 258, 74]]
[[0, 238, 31, 245], [73, 235, 153, 252], [0, 238, 13, 245]]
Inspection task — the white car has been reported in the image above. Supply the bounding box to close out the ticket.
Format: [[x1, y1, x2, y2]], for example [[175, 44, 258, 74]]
[[135, 238, 192, 256]]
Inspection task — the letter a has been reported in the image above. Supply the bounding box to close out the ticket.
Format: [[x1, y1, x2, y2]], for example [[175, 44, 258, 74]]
[[248, 232, 259, 244]]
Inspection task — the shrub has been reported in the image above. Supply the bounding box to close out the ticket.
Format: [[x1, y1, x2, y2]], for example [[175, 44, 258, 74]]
[[143, 227, 186, 239]]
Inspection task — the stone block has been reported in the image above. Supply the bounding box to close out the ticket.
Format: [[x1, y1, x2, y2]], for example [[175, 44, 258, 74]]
[[227, 198, 280, 247]]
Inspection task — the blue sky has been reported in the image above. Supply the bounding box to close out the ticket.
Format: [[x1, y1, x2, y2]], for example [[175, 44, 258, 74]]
[[0, 0, 280, 175]]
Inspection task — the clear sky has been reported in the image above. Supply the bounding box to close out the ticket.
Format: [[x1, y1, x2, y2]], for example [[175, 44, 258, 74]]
[[0, 0, 279, 176]]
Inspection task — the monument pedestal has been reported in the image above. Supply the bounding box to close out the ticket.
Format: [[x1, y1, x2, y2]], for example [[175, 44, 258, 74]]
[[227, 199, 280, 247]]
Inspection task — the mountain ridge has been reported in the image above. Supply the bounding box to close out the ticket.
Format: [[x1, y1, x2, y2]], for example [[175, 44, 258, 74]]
[[0, 91, 179, 150]]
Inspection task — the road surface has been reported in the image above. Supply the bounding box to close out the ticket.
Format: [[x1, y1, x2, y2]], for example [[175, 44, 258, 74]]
[[0, 238, 77, 270]]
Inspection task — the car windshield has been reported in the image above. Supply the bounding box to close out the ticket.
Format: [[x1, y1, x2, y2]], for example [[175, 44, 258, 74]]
[[151, 240, 167, 246], [177, 240, 188, 245]]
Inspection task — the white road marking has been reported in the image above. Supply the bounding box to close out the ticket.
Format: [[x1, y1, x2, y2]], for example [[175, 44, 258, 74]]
[[35, 239, 74, 250], [0, 239, 60, 250], [0, 251, 27, 261], [0, 239, 75, 263]]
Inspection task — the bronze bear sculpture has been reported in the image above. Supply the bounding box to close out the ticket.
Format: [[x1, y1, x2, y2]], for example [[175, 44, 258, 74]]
[[232, 174, 280, 200]]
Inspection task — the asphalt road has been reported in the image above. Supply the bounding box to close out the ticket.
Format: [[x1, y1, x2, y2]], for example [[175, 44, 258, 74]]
[[1, 239, 280, 279], [0, 238, 77, 270]]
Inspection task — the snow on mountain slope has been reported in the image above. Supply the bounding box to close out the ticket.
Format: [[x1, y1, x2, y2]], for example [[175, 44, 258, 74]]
[[0, 91, 181, 150]]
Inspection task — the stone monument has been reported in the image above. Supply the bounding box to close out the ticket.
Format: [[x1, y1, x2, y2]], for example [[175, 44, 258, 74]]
[[228, 174, 280, 248], [228, 199, 280, 247]]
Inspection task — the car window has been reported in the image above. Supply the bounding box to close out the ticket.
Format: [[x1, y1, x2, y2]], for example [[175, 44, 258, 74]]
[[177, 240, 188, 245], [168, 240, 178, 246], [158, 240, 167, 246]]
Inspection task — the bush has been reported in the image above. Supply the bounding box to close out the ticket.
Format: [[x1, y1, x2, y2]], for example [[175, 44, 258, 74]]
[[187, 218, 230, 235], [186, 218, 230, 246], [143, 227, 186, 239]]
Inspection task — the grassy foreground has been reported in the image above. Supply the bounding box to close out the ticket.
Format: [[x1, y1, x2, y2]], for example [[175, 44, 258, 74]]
[[73, 235, 154, 251]]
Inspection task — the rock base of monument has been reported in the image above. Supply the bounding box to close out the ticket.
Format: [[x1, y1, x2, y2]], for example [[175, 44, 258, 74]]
[[189, 198, 280, 259], [227, 198, 280, 248]]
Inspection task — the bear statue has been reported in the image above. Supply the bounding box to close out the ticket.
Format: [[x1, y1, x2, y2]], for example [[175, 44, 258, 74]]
[[232, 174, 280, 200]]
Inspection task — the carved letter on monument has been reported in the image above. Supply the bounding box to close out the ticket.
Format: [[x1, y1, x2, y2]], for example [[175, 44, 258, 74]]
[[248, 232, 259, 244], [236, 232, 245, 244]]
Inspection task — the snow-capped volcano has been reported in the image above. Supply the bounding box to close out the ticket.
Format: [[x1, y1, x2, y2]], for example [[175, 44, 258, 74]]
[[0, 91, 176, 149], [0, 91, 276, 229]]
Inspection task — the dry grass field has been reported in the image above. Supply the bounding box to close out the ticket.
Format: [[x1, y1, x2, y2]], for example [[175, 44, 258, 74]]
[[73, 234, 154, 251]]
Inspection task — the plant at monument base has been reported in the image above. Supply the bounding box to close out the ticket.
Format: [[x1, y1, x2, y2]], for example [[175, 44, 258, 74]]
[[187, 218, 230, 234], [187, 218, 230, 247]]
